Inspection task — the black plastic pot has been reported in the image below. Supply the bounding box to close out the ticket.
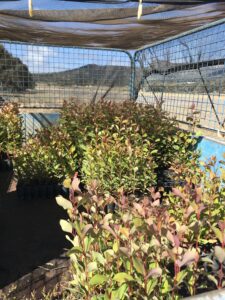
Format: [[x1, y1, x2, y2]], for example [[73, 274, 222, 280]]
[[105, 203, 117, 214], [0, 152, 13, 171], [157, 168, 185, 191], [16, 180, 63, 200]]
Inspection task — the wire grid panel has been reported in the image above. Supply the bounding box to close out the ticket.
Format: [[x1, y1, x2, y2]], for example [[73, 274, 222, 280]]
[[0, 42, 132, 109], [134, 21, 225, 133]]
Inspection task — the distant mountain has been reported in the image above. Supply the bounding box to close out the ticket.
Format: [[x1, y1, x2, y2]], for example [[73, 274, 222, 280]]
[[33, 61, 225, 94], [0, 44, 35, 92], [34, 64, 131, 87]]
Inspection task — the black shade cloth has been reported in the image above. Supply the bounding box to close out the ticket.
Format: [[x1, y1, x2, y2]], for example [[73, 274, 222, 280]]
[[0, 1, 225, 49]]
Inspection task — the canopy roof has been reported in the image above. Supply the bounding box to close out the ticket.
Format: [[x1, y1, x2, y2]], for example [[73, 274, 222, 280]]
[[0, 1, 225, 49]]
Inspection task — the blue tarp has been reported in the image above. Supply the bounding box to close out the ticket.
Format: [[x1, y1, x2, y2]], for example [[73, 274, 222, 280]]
[[197, 136, 225, 171]]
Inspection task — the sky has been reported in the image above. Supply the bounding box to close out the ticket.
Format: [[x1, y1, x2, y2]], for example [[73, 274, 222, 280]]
[[0, 0, 153, 10], [2, 42, 134, 73]]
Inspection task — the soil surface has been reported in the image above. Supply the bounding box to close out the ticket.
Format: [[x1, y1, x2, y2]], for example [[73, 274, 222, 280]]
[[0, 170, 70, 288]]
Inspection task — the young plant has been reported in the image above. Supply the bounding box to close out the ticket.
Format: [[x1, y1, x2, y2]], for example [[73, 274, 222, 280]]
[[57, 155, 225, 299], [60, 101, 198, 164], [13, 125, 77, 184], [0, 102, 23, 157], [82, 117, 157, 194]]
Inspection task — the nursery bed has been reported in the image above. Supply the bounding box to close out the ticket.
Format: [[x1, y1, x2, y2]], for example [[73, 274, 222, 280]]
[[0, 170, 70, 289], [0, 253, 70, 299]]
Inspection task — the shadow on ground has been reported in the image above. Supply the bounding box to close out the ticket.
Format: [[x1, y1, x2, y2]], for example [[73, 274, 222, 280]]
[[0, 170, 69, 288]]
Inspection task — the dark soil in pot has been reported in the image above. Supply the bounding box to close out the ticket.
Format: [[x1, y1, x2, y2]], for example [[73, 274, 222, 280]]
[[16, 180, 63, 200]]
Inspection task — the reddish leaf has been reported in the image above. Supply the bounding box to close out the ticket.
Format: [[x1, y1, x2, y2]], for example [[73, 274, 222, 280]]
[[152, 192, 161, 201], [178, 250, 199, 267], [119, 247, 130, 257], [194, 186, 202, 203], [219, 220, 225, 232], [173, 235, 180, 248], [71, 175, 81, 192], [102, 224, 117, 239], [214, 246, 225, 264], [151, 199, 160, 207], [82, 224, 93, 237], [185, 205, 195, 218], [172, 188, 186, 200], [133, 203, 145, 217], [146, 267, 162, 279], [166, 231, 175, 245]]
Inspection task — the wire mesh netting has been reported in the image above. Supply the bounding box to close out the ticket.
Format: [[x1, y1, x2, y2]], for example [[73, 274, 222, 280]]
[[0, 42, 132, 109], [1, 18, 225, 136], [134, 19, 225, 134]]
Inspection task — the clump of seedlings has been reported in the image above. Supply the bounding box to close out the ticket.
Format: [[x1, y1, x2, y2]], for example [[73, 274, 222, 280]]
[[57, 156, 225, 299], [13, 101, 199, 198], [0, 102, 23, 169]]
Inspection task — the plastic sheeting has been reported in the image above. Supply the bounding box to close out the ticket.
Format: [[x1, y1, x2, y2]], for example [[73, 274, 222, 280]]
[[0, 1, 225, 49]]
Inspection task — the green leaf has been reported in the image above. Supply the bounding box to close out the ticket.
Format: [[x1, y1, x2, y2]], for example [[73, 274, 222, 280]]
[[133, 218, 143, 227], [201, 257, 214, 264], [63, 178, 71, 189], [141, 243, 150, 254], [113, 240, 119, 253], [89, 274, 108, 286], [161, 278, 171, 294], [111, 284, 128, 300], [221, 169, 225, 181], [133, 257, 145, 275], [74, 221, 82, 238], [212, 227, 223, 244], [113, 272, 134, 284], [84, 236, 93, 252], [173, 145, 180, 150], [102, 224, 117, 239], [59, 219, 72, 233], [208, 275, 218, 287], [92, 252, 106, 266], [200, 238, 217, 245], [151, 149, 158, 154], [65, 235, 80, 247], [104, 249, 114, 262], [146, 278, 158, 296], [69, 145, 76, 154], [56, 196, 73, 210], [176, 270, 188, 285], [87, 262, 98, 272]]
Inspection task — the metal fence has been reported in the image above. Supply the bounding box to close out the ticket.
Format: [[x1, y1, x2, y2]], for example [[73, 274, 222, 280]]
[[0, 42, 132, 110], [1, 18, 225, 136], [134, 19, 225, 134]]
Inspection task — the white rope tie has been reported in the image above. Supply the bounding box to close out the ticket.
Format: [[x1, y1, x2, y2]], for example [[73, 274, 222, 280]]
[[138, 0, 143, 20], [29, 0, 33, 17]]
